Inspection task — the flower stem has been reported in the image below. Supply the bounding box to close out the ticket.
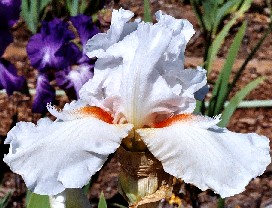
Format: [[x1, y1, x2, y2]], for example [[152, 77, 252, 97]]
[[49, 188, 91, 208]]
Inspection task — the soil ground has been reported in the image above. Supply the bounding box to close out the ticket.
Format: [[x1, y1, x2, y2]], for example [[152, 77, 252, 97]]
[[0, 0, 272, 207]]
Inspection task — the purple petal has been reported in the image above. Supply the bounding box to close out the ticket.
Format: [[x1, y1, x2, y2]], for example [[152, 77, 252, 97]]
[[55, 63, 94, 99], [32, 74, 56, 113], [70, 15, 99, 52], [0, 58, 27, 95], [68, 63, 94, 97], [26, 18, 79, 72], [0, 29, 13, 56], [55, 69, 77, 100], [0, 0, 21, 28]]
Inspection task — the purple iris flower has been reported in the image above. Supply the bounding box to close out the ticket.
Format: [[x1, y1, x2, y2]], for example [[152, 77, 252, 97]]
[[70, 15, 99, 55], [0, 30, 13, 57], [0, 0, 21, 28], [56, 64, 94, 98], [0, 58, 27, 96], [32, 74, 56, 114], [0, 0, 21, 56], [28, 16, 99, 113], [26, 18, 81, 72]]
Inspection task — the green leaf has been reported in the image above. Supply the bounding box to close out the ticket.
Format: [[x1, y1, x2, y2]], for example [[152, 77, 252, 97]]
[[217, 197, 225, 208], [213, 0, 241, 35], [144, 0, 152, 22], [213, 21, 247, 115], [0, 192, 12, 208], [79, 0, 88, 14], [66, 0, 80, 16], [190, 0, 206, 32], [206, 0, 252, 74], [82, 180, 92, 195], [21, 0, 52, 33], [26, 191, 50, 208], [218, 77, 264, 127], [202, 1, 214, 31], [98, 192, 107, 208]]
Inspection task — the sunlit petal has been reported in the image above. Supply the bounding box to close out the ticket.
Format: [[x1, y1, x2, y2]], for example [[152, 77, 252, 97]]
[[85, 8, 136, 56], [83, 9, 206, 127], [138, 114, 271, 198], [4, 106, 133, 195]]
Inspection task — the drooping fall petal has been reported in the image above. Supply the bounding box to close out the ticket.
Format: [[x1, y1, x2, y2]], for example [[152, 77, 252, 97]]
[[137, 114, 271, 198], [0, 58, 27, 95], [4, 106, 133, 195], [32, 74, 55, 113]]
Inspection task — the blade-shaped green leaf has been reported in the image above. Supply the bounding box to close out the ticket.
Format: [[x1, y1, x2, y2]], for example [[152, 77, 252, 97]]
[[190, 0, 206, 32], [208, 23, 246, 116], [98, 192, 107, 208], [212, 21, 247, 115], [144, 0, 152, 22], [40, 0, 52, 10], [26, 191, 50, 208], [217, 197, 225, 208], [206, 0, 252, 74], [0, 192, 12, 208], [202, 1, 214, 31], [82, 180, 92, 195], [21, 0, 52, 33], [218, 77, 264, 127], [213, 0, 242, 35], [79, 0, 88, 14], [66, 0, 79, 16]]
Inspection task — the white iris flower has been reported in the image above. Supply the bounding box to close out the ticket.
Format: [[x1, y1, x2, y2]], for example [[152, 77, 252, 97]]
[[4, 9, 270, 199]]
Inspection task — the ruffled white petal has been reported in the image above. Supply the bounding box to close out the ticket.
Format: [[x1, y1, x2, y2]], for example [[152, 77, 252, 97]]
[[85, 8, 136, 57], [137, 114, 271, 198], [81, 9, 206, 127], [4, 115, 132, 195], [155, 10, 195, 53]]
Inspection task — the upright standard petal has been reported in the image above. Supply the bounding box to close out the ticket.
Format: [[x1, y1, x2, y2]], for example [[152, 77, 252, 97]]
[[83, 9, 206, 127], [70, 15, 99, 53], [4, 105, 133, 195], [85, 8, 136, 56], [137, 114, 271, 198]]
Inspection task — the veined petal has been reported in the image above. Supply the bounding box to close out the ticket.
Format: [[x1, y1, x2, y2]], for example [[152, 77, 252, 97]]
[[83, 9, 206, 127], [137, 114, 271, 198], [4, 106, 133, 195]]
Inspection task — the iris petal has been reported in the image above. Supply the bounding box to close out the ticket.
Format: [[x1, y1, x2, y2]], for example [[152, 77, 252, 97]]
[[26, 19, 79, 72], [32, 74, 56, 114], [0, 58, 27, 95], [4, 107, 133, 195], [82, 9, 207, 127], [137, 114, 271, 198]]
